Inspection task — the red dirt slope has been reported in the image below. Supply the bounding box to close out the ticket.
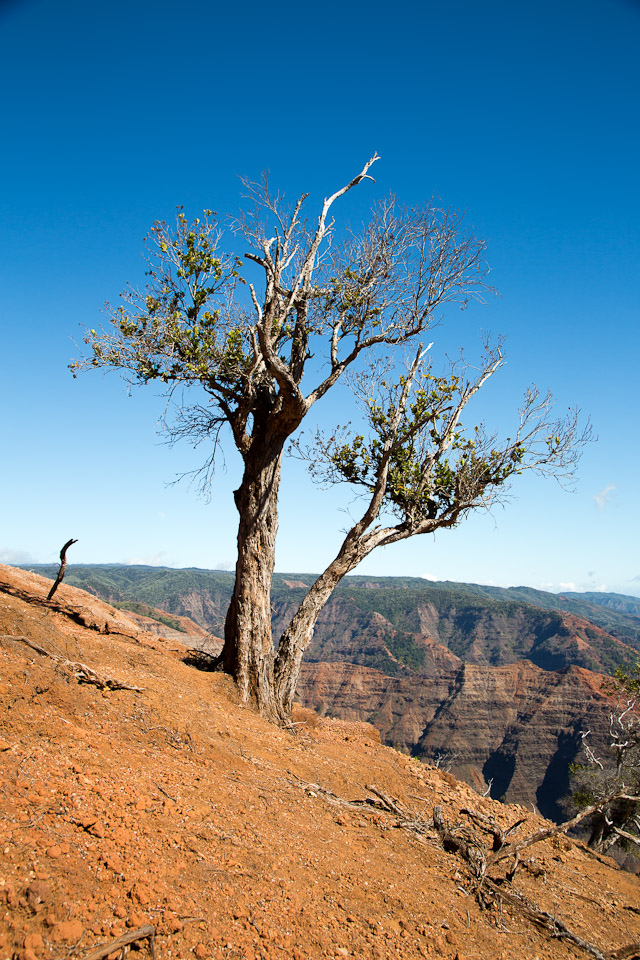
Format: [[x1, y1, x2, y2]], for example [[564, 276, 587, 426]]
[[1, 564, 639, 960]]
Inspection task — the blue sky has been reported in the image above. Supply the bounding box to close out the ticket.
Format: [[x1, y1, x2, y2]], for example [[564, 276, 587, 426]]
[[1, 0, 638, 595]]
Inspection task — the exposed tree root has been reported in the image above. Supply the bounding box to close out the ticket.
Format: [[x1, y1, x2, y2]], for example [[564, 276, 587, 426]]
[[0, 635, 143, 692]]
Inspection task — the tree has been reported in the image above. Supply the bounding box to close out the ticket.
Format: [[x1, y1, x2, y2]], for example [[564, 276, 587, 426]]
[[72, 156, 590, 723], [571, 663, 640, 856]]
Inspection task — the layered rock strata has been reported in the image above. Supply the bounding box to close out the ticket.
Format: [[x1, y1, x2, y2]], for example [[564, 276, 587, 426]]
[[298, 659, 613, 821]]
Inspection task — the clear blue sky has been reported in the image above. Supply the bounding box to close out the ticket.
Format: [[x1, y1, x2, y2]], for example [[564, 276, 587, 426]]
[[1, 0, 638, 596]]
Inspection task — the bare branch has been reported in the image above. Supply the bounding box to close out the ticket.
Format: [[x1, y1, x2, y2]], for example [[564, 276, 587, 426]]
[[488, 790, 640, 867], [570, 666, 640, 853], [83, 925, 156, 960], [47, 538, 78, 601], [300, 154, 380, 290], [2, 636, 144, 692], [73, 159, 595, 723]]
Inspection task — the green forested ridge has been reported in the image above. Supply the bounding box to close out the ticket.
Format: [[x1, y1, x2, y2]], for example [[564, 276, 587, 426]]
[[26, 564, 235, 631], [444, 581, 640, 645], [22, 564, 639, 677], [563, 590, 640, 618], [111, 600, 188, 633]]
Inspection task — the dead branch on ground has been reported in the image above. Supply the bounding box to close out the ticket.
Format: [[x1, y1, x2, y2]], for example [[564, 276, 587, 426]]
[[432, 804, 609, 958], [78, 924, 156, 960], [460, 806, 526, 851], [487, 791, 640, 870], [0, 635, 143, 692], [293, 774, 636, 960], [433, 804, 487, 880], [479, 880, 608, 960]]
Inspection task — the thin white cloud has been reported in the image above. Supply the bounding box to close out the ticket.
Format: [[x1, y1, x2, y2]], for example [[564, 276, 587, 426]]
[[0, 547, 35, 564], [559, 581, 577, 591], [421, 573, 440, 581], [594, 484, 616, 511], [125, 551, 170, 566]]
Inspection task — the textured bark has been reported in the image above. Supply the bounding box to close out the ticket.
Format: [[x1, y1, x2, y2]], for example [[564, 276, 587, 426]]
[[273, 346, 461, 715], [274, 527, 388, 715], [77, 160, 587, 728], [222, 435, 287, 723], [274, 565, 346, 716]]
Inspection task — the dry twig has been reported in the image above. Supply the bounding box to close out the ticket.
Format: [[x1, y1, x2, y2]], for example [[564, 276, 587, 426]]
[[487, 792, 640, 869], [300, 776, 630, 960], [79, 924, 156, 960], [0, 635, 143, 692]]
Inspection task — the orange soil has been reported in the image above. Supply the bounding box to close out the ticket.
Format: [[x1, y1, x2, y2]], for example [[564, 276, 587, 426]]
[[1, 565, 639, 960]]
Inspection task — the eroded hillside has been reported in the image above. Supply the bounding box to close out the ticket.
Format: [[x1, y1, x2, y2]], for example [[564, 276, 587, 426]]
[[1, 564, 640, 960], [23, 567, 640, 673], [16, 565, 637, 823], [298, 659, 614, 821]]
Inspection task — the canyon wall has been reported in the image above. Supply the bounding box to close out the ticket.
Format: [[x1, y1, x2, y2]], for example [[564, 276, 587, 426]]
[[298, 658, 613, 821]]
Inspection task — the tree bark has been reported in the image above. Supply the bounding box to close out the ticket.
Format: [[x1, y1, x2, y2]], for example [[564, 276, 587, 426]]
[[274, 527, 387, 715], [222, 437, 287, 723], [274, 565, 345, 716]]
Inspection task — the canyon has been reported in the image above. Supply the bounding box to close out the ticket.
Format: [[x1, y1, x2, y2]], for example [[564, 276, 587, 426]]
[[23, 564, 640, 824], [3, 562, 640, 960]]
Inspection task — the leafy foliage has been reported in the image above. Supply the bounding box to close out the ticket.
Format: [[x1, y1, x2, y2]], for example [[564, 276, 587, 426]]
[[321, 369, 524, 522], [69, 158, 592, 719], [72, 209, 248, 392], [296, 340, 590, 550]]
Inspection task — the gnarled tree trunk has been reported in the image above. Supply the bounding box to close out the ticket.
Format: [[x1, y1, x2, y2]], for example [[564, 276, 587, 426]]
[[274, 527, 387, 716], [222, 435, 288, 724], [273, 570, 342, 718]]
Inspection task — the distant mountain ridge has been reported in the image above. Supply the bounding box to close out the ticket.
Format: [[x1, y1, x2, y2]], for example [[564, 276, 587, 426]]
[[24, 564, 640, 673], [563, 589, 640, 618]]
